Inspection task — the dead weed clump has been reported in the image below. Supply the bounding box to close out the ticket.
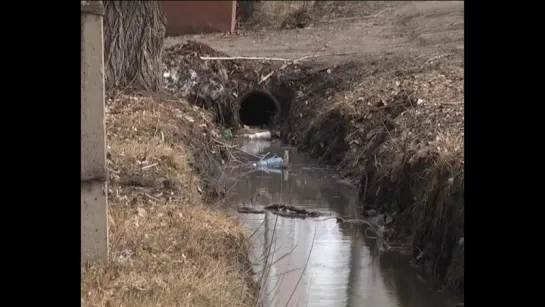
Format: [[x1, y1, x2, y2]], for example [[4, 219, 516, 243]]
[[81, 94, 258, 307]]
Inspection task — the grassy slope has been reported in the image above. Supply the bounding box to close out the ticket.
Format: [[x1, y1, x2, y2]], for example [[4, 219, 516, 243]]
[[81, 93, 258, 307]]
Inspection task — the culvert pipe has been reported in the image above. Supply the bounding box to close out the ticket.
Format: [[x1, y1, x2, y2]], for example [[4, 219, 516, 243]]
[[238, 90, 281, 127]]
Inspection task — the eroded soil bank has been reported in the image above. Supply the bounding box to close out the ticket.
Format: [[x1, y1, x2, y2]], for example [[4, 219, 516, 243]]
[[278, 56, 464, 293]]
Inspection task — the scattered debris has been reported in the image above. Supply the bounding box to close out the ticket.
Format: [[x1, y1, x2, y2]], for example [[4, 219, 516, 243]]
[[237, 204, 329, 219], [161, 40, 319, 129], [221, 128, 233, 140], [253, 157, 284, 169], [241, 131, 272, 140], [238, 207, 266, 214], [264, 204, 330, 219]]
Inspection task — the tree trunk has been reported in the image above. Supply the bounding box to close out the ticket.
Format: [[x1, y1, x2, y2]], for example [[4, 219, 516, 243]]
[[103, 1, 166, 93]]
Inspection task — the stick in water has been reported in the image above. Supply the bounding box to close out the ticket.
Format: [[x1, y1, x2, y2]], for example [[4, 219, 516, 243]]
[[285, 227, 317, 307]]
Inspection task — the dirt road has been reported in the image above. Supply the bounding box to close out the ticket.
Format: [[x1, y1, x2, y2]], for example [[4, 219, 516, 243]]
[[165, 1, 463, 69]]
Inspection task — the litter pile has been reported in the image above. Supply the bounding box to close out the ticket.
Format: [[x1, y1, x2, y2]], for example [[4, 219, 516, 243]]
[[161, 40, 358, 129], [265, 204, 329, 218], [162, 41, 277, 127], [162, 41, 256, 127]]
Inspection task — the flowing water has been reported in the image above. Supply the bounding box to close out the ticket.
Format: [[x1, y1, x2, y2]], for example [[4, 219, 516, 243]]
[[224, 139, 462, 307]]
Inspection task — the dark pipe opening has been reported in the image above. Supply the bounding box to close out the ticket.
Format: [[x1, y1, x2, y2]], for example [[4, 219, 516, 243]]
[[239, 90, 280, 127]]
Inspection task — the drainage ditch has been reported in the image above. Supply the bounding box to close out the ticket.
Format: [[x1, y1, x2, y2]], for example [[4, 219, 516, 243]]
[[223, 139, 462, 307], [162, 40, 464, 296]]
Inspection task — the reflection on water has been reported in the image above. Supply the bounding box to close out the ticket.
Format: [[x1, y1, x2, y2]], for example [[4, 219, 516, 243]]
[[226, 139, 462, 307]]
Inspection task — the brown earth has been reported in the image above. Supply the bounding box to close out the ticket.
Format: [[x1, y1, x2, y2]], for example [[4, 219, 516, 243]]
[[163, 0, 464, 293]]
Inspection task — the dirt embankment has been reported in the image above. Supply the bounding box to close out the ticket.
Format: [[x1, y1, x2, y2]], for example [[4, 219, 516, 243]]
[[280, 56, 464, 292], [81, 94, 259, 307]]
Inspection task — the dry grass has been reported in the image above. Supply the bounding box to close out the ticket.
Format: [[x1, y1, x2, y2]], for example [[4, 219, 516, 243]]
[[348, 65, 463, 287], [334, 63, 464, 178], [282, 56, 464, 290], [244, 1, 316, 29], [81, 93, 258, 307]]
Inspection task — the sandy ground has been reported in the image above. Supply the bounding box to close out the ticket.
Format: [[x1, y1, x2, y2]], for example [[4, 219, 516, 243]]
[[165, 1, 464, 69]]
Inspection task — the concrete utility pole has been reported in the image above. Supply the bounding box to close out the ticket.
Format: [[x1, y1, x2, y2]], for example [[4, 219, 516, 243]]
[[81, 0, 109, 262]]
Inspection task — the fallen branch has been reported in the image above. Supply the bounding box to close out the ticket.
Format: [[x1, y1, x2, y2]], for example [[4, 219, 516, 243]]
[[425, 53, 453, 64], [200, 54, 314, 63], [264, 204, 329, 218], [238, 207, 266, 214], [144, 192, 160, 202], [440, 101, 464, 105], [259, 152, 270, 161], [212, 139, 265, 160], [201, 56, 295, 62], [258, 71, 275, 85], [213, 139, 236, 148], [141, 162, 158, 170], [293, 55, 315, 62], [318, 8, 392, 23]]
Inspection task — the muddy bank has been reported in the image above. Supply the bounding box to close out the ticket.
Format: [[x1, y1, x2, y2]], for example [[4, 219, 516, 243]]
[[82, 93, 259, 307]]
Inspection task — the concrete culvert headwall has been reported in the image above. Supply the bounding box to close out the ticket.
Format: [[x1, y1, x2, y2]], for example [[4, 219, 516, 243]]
[[238, 90, 280, 127]]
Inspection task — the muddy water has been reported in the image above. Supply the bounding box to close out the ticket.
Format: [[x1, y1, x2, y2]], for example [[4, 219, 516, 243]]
[[225, 139, 461, 307]]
